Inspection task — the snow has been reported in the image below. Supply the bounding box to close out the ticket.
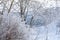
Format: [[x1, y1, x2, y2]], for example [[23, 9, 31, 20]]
[[0, 11, 60, 40], [0, 0, 60, 40]]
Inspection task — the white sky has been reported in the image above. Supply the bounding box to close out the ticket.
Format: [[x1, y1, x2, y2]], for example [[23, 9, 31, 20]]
[[33, 0, 60, 8]]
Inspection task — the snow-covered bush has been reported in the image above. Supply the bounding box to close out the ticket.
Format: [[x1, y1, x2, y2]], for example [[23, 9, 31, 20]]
[[0, 12, 32, 40]]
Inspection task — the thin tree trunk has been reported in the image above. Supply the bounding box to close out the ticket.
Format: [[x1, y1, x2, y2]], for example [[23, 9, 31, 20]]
[[8, 0, 14, 13], [19, 0, 30, 21], [24, 8, 28, 21], [1, 0, 7, 15], [30, 16, 33, 27], [1, 3, 6, 15]]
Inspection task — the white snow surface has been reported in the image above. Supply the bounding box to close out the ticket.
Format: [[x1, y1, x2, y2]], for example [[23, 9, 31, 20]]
[[0, 12, 59, 40]]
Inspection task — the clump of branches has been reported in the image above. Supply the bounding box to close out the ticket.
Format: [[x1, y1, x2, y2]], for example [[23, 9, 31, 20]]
[[0, 13, 29, 40]]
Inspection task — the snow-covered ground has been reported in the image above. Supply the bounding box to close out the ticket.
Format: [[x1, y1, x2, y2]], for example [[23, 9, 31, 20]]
[[0, 11, 60, 40], [5, 12, 60, 40]]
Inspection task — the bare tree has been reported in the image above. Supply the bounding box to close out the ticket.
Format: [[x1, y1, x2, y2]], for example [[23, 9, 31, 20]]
[[19, 0, 30, 21], [1, 0, 9, 15], [8, 0, 14, 13]]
